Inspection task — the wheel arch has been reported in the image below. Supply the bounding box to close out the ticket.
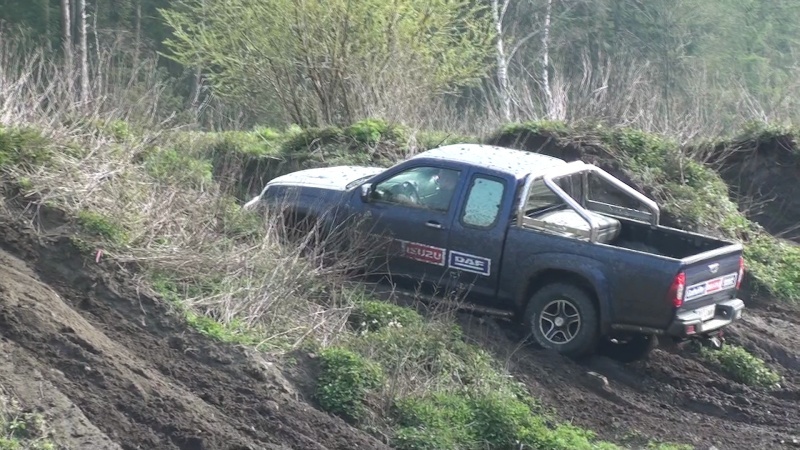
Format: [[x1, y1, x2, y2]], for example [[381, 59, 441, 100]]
[[521, 263, 613, 335]]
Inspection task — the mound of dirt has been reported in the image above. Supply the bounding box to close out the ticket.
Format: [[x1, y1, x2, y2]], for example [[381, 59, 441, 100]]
[[709, 134, 800, 241], [0, 208, 389, 449]]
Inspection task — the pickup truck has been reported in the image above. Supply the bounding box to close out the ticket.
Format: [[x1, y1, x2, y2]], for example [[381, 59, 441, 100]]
[[244, 144, 746, 362]]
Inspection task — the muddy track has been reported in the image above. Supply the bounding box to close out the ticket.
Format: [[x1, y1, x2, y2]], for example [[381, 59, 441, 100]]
[[0, 213, 390, 450]]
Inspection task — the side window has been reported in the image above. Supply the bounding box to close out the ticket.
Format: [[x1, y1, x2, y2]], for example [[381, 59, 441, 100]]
[[461, 175, 505, 228], [372, 166, 461, 212]]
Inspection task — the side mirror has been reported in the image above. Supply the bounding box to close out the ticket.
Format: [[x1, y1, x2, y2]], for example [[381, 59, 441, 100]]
[[360, 183, 373, 202]]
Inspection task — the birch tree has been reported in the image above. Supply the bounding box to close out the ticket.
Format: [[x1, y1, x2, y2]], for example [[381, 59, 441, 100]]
[[61, 0, 72, 75], [77, 0, 89, 104]]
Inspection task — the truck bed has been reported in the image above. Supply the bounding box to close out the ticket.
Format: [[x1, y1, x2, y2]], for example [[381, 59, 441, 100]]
[[608, 219, 734, 260]]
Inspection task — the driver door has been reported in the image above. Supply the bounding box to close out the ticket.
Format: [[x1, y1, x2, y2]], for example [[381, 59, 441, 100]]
[[357, 164, 463, 286]]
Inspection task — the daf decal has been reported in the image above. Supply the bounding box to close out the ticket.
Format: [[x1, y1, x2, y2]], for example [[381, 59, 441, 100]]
[[448, 250, 491, 276]]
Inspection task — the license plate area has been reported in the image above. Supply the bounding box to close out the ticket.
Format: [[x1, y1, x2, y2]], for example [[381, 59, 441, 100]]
[[695, 304, 716, 322]]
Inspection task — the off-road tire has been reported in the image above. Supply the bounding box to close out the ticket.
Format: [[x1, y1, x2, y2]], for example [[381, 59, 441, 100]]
[[524, 283, 599, 358], [598, 334, 658, 363]]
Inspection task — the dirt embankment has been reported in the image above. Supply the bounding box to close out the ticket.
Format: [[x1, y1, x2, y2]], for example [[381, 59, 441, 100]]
[[457, 309, 800, 450], [0, 206, 389, 450], [707, 134, 800, 242]]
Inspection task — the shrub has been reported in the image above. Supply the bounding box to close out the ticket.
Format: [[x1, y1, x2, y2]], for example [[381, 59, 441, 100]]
[[349, 300, 423, 333], [76, 210, 129, 246], [391, 390, 621, 450], [698, 344, 781, 388], [0, 126, 51, 168], [143, 147, 214, 189], [315, 347, 383, 421], [0, 393, 56, 450]]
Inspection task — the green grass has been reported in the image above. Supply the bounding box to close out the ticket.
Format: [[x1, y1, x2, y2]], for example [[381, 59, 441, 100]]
[[0, 394, 56, 450]]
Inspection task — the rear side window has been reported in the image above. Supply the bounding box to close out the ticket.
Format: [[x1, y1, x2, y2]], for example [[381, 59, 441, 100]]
[[461, 175, 505, 228]]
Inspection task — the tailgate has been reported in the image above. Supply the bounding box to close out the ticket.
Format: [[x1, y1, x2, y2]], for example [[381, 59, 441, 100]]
[[681, 245, 744, 309]]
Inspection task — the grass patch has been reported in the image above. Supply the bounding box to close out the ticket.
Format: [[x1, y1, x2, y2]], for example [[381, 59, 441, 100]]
[[324, 300, 625, 450], [696, 343, 781, 388], [315, 347, 384, 422], [75, 210, 130, 246], [0, 393, 56, 450], [0, 126, 52, 169]]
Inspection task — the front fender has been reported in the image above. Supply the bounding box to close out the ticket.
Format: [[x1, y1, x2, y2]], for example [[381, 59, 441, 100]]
[[517, 252, 614, 334]]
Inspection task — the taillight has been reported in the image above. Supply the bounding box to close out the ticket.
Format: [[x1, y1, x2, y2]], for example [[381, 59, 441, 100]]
[[668, 272, 686, 308], [736, 256, 745, 289]]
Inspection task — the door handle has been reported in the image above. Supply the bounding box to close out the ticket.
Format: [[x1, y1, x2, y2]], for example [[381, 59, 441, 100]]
[[425, 221, 444, 230]]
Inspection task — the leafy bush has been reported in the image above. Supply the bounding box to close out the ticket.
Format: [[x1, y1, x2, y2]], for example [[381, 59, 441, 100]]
[[391, 391, 621, 450], [76, 210, 129, 246], [349, 300, 423, 332], [315, 347, 383, 421], [0, 394, 56, 450], [0, 127, 51, 168], [698, 344, 781, 387], [344, 118, 408, 146], [143, 147, 214, 189]]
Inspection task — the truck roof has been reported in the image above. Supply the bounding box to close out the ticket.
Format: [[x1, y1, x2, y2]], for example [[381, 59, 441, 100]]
[[410, 144, 567, 178]]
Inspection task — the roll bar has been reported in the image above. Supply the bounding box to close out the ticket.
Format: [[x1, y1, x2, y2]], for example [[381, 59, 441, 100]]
[[516, 162, 661, 243]]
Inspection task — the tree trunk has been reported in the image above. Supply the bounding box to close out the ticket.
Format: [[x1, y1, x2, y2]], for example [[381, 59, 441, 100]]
[[492, 0, 511, 122], [134, 2, 142, 69], [541, 0, 553, 119], [77, 0, 89, 104], [44, 0, 52, 52], [60, 0, 73, 76]]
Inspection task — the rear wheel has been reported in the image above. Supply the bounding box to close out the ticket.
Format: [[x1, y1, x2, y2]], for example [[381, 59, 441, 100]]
[[524, 283, 599, 358]]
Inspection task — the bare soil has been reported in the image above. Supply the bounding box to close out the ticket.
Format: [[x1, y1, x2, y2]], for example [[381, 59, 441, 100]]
[[0, 200, 799, 450], [456, 309, 800, 450], [0, 206, 389, 450]]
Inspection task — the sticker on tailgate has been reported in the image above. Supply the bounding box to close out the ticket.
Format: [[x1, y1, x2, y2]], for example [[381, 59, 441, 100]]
[[685, 272, 737, 300]]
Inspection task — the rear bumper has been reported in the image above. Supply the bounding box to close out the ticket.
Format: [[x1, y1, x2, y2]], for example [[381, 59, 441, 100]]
[[667, 298, 745, 338]]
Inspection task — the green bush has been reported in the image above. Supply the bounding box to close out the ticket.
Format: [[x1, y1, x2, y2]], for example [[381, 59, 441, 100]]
[[344, 118, 408, 146], [349, 300, 423, 332], [0, 394, 56, 450], [143, 147, 213, 189], [315, 347, 383, 421], [76, 210, 129, 245], [0, 126, 52, 168], [698, 344, 781, 387], [392, 393, 474, 449], [391, 391, 621, 450]]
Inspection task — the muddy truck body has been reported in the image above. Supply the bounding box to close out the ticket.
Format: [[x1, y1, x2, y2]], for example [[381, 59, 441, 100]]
[[244, 144, 746, 361]]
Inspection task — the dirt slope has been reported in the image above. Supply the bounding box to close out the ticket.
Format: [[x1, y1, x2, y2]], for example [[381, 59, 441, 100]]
[[456, 310, 800, 450], [0, 212, 389, 450]]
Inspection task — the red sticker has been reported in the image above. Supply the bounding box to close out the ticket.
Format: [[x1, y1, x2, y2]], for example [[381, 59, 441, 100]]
[[705, 278, 722, 294], [401, 241, 446, 266]]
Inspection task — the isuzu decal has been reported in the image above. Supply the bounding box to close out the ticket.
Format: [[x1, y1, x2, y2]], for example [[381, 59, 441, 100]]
[[448, 250, 491, 276], [399, 241, 446, 266]]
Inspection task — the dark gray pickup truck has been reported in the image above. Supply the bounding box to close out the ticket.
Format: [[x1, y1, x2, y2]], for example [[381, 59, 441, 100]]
[[244, 144, 746, 362]]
